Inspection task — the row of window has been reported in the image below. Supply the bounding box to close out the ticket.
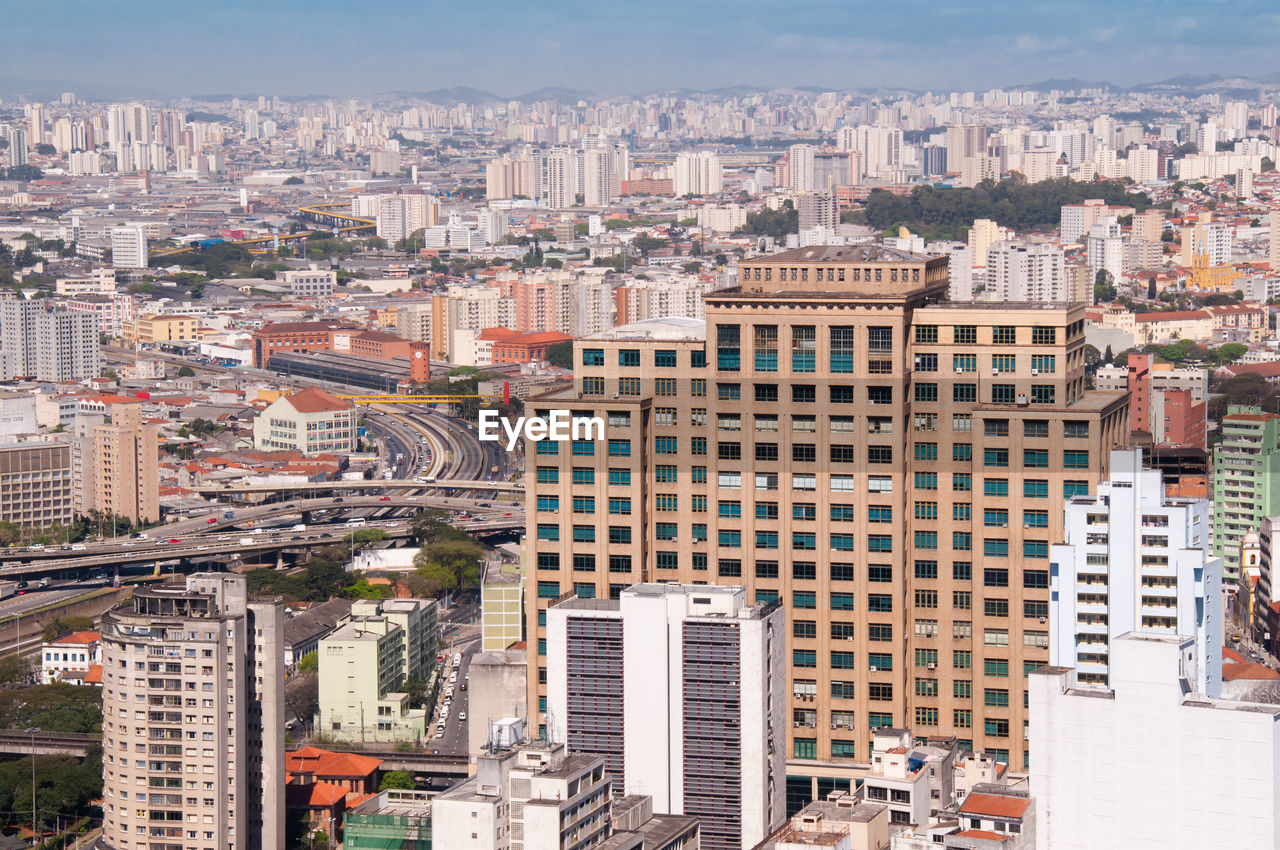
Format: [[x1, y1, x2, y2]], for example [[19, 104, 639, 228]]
[[583, 348, 706, 369], [915, 353, 1057, 373], [914, 324, 1063, 346]]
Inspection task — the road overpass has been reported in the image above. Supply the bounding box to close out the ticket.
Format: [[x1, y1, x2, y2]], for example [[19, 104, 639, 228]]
[[190, 478, 523, 497]]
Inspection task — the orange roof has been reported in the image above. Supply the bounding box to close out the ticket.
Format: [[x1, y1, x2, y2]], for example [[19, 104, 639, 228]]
[[954, 829, 1010, 842], [1135, 310, 1209, 323], [960, 793, 1031, 819], [1223, 662, 1279, 682], [83, 664, 103, 684], [1224, 646, 1247, 664], [286, 746, 382, 779], [284, 387, 352, 414], [51, 631, 101, 645]]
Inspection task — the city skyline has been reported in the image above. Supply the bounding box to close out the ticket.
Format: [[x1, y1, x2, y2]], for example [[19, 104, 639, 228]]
[[6, 0, 1280, 99]]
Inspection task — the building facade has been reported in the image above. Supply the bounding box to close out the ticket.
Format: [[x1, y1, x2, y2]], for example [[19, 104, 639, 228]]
[[524, 245, 1129, 790], [252, 388, 357, 456], [0, 442, 74, 528], [99, 574, 285, 850], [1212, 407, 1280, 581], [1049, 449, 1222, 693], [546, 584, 786, 850]]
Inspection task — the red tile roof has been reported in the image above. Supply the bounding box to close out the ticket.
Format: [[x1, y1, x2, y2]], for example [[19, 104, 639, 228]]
[[83, 664, 103, 684], [286, 746, 382, 779], [954, 829, 1010, 842], [1224, 646, 1247, 664], [1223, 662, 1279, 682], [284, 387, 352, 414], [51, 631, 101, 645], [1135, 310, 1210, 323], [960, 793, 1031, 819]]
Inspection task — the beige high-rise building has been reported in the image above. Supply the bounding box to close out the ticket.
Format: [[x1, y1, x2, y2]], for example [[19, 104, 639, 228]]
[[1133, 209, 1165, 244], [967, 219, 1007, 268], [0, 442, 73, 528], [100, 573, 284, 850], [1271, 212, 1280, 271], [90, 401, 159, 524], [523, 245, 1127, 804]]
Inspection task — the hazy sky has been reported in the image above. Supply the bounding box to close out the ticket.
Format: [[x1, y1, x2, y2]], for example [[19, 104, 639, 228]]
[[6, 0, 1280, 97]]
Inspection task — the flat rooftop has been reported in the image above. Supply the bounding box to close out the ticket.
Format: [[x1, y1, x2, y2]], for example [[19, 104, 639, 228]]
[[585, 316, 706, 342]]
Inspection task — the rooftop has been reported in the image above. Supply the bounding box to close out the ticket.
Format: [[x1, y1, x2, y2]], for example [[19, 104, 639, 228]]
[[284, 387, 352, 414], [584, 316, 706, 342], [743, 244, 937, 264], [960, 792, 1031, 820], [47, 631, 101, 645]]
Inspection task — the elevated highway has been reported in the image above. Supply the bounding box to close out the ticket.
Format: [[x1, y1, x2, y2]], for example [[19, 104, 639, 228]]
[[190, 479, 522, 497]]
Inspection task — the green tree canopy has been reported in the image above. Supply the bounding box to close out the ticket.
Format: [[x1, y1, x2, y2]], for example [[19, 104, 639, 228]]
[[379, 770, 415, 791]]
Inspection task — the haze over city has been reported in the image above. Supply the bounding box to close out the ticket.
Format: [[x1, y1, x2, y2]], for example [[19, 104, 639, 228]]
[[6, 0, 1280, 97]]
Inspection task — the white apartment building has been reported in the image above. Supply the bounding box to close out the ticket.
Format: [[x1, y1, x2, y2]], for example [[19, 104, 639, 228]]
[[396, 301, 433, 343], [99, 574, 285, 850], [1050, 449, 1223, 695], [282, 267, 336, 298], [56, 267, 118, 295], [1086, 217, 1123, 281], [109, 226, 148, 269], [695, 204, 746, 233], [986, 241, 1068, 302], [789, 144, 817, 192], [1, 300, 102, 381], [673, 151, 723, 196], [546, 583, 786, 850], [860, 728, 933, 827], [546, 147, 578, 209], [1031, 633, 1280, 850]]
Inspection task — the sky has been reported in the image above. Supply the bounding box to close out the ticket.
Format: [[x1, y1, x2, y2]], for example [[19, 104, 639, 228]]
[[5, 0, 1280, 98]]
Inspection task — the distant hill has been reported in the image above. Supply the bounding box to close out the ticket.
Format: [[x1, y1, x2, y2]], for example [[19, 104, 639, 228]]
[[0, 75, 168, 102], [1011, 77, 1117, 92], [512, 87, 595, 104]]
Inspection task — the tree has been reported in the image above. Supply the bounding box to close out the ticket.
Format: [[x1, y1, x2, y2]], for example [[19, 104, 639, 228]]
[[413, 537, 483, 597], [682, 261, 702, 273], [544, 340, 573, 370], [1103, 344, 1113, 365], [0, 655, 31, 684], [284, 671, 319, 728], [283, 176, 304, 185], [380, 770, 415, 791], [1094, 269, 1116, 303], [296, 653, 319, 675], [734, 200, 799, 239], [1147, 279, 1158, 300], [42, 616, 94, 642], [177, 365, 195, 377], [34, 143, 55, 156]]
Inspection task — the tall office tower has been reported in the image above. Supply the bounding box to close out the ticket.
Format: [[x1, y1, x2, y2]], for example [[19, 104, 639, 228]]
[[1132, 209, 1165, 244], [1050, 448, 1222, 694], [524, 246, 1128, 796], [985, 241, 1069, 302], [920, 144, 947, 177], [1223, 100, 1250, 139], [1195, 121, 1218, 154], [1086, 217, 1123, 281], [545, 584, 785, 850], [242, 109, 259, 140], [789, 143, 817, 191], [484, 156, 512, 199], [110, 226, 148, 269], [0, 443, 74, 528], [1212, 406, 1280, 582], [5, 126, 28, 168], [89, 400, 160, 524], [100, 573, 285, 850], [582, 147, 614, 206], [546, 147, 577, 209], [673, 151, 724, 196], [836, 125, 857, 151]]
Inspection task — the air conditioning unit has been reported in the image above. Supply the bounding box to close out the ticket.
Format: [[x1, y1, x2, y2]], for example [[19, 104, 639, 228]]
[[955, 367, 964, 374], [612, 393, 620, 398], [1017, 394, 1029, 406], [992, 367, 999, 375], [1040, 617, 1047, 624], [927, 662, 937, 670], [869, 665, 878, 672], [846, 636, 855, 642], [1031, 368, 1039, 376]]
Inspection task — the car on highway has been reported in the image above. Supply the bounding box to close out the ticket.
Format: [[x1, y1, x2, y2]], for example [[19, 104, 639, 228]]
[[435, 729, 444, 739], [460, 683, 467, 692], [379, 496, 391, 501], [459, 711, 467, 721], [206, 517, 218, 524], [169, 538, 181, 544]]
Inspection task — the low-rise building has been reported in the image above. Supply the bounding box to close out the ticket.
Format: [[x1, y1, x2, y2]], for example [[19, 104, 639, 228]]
[[951, 786, 1035, 849], [862, 729, 933, 827], [755, 793, 890, 850], [283, 598, 353, 670], [253, 387, 357, 455], [344, 789, 431, 850], [283, 267, 337, 299], [40, 631, 101, 685]]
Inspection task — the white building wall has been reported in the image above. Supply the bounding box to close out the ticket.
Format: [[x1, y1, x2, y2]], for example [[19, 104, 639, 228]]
[[1031, 634, 1280, 850]]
